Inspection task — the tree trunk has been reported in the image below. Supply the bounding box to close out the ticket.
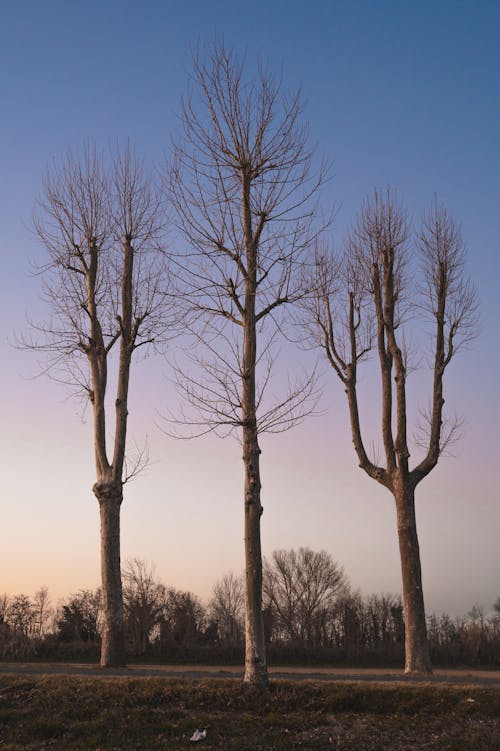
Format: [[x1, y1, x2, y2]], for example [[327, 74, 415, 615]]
[[95, 481, 126, 667], [242, 429, 268, 687], [394, 478, 432, 674], [240, 169, 268, 688]]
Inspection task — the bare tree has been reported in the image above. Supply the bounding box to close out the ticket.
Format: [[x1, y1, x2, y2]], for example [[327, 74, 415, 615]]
[[263, 548, 349, 648], [159, 588, 206, 646], [364, 593, 404, 649], [0, 595, 10, 625], [302, 190, 478, 673], [32, 587, 53, 639], [209, 572, 245, 647], [27, 144, 171, 666], [168, 41, 327, 687], [8, 594, 36, 638], [123, 559, 166, 654], [57, 588, 102, 643]]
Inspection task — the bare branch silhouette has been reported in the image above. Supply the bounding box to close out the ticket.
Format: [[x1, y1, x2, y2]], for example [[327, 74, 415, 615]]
[[22, 143, 174, 667], [300, 189, 478, 674], [166, 40, 329, 687]]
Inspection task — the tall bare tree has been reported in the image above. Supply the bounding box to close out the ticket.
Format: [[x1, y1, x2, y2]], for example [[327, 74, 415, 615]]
[[301, 190, 477, 673], [168, 41, 327, 686], [27, 144, 170, 666]]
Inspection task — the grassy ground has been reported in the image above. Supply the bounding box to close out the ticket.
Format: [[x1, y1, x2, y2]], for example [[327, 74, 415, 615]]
[[0, 675, 499, 750]]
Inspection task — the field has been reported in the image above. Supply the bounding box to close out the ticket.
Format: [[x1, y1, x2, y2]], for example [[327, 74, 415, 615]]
[[0, 670, 499, 750]]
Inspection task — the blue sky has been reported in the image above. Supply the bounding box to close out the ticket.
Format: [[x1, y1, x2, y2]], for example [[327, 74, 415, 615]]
[[1, 0, 499, 616]]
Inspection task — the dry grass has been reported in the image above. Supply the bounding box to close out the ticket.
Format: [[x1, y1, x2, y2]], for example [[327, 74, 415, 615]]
[[0, 675, 499, 750]]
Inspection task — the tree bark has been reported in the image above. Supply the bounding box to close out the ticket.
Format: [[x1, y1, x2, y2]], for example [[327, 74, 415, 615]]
[[95, 481, 126, 668], [241, 305, 268, 686], [393, 477, 431, 674], [242, 429, 268, 687]]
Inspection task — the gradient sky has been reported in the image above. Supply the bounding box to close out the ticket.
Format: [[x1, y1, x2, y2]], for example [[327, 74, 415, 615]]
[[1, 0, 499, 617]]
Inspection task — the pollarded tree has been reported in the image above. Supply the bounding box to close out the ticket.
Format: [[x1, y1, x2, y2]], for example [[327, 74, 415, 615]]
[[27, 145, 171, 666], [301, 190, 478, 673], [168, 42, 328, 686]]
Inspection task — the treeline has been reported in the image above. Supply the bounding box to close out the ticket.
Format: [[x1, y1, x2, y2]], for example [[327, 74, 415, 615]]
[[1, 550, 499, 666]]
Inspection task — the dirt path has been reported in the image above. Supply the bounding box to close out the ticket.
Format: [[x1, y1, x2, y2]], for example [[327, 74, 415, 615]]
[[1, 662, 499, 685]]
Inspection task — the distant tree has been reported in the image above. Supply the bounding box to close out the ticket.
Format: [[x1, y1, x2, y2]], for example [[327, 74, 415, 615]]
[[208, 573, 245, 647], [301, 190, 478, 673], [168, 40, 327, 687], [57, 589, 102, 643], [364, 593, 404, 649], [8, 594, 36, 638], [160, 588, 206, 646], [32, 587, 53, 638], [26, 144, 171, 666], [333, 591, 367, 655], [0, 590, 53, 641], [427, 606, 500, 666], [0, 598, 35, 661], [122, 559, 166, 654], [263, 548, 349, 648], [0, 594, 10, 625], [467, 605, 485, 627]]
